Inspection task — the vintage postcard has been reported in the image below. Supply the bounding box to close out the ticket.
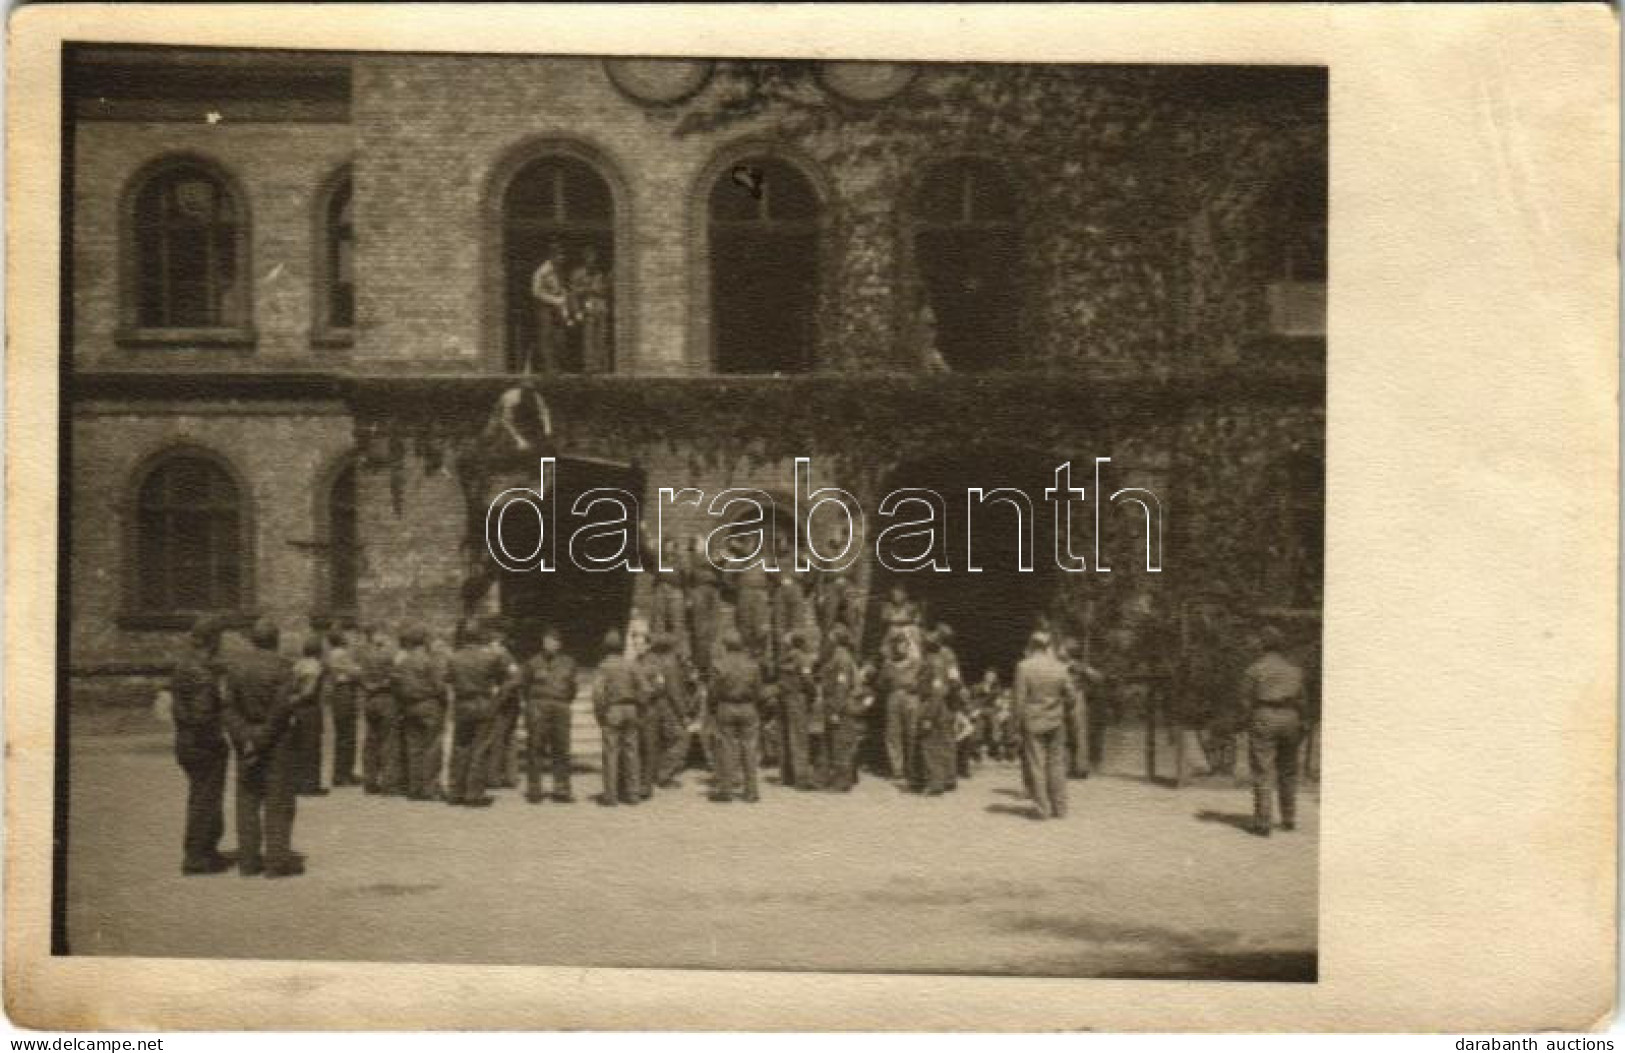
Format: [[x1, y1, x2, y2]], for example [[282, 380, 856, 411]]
[[4, 3, 1616, 1032]]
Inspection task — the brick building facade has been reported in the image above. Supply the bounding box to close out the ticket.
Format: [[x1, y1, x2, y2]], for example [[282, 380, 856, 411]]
[[66, 47, 1325, 703]]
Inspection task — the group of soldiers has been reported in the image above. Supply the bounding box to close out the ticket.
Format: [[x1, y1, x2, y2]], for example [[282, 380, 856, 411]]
[[166, 555, 1313, 877]]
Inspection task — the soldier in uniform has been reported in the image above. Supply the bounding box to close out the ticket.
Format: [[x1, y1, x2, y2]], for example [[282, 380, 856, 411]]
[[1061, 638, 1098, 780], [1012, 630, 1078, 821], [325, 626, 362, 787], [636, 632, 692, 795], [820, 625, 864, 791], [878, 585, 921, 650], [221, 618, 304, 877], [709, 629, 764, 803], [732, 556, 773, 658], [879, 630, 923, 786], [773, 572, 812, 653], [170, 615, 233, 875], [522, 627, 577, 803], [916, 626, 962, 795], [290, 637, 328, 796], [593, 630, 641, 806], [687, 539, 722, 674], [446, 622, 507, 807], [481, 627, 524, 790], [1240, 625, 1307, 836], [358, 626, 402, 795], [391, 625, 448, 801], [650, 542, 690, 658], [774, 630, 820, 789]]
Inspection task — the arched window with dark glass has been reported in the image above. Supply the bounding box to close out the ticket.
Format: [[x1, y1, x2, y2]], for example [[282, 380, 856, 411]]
[[708, 156, 821, 374], [913, 159, 1020, 372], [502, 155, 615, 374], [327, 461, 358, 614], [131, 160, 246, 329], [134, 454, 246, 615], [322, 172, 355, 333]]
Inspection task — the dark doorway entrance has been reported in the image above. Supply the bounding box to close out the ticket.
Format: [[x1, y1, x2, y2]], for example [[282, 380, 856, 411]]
[[490, 456, 645, 662], [709, 156, 820, 374], [870, 449, 1060, 681]]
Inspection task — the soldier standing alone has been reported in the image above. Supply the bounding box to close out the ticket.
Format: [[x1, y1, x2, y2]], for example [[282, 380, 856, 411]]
[[1240, 624, 1307, 837], [1012, 630, 1078, 821]]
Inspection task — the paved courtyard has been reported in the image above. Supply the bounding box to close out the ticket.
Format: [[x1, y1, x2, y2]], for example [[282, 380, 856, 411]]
[[63, 720, 1317, 980]]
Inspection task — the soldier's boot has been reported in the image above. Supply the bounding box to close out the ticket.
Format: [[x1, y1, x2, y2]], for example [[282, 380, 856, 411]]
[[1251, 787, 1274, 837]]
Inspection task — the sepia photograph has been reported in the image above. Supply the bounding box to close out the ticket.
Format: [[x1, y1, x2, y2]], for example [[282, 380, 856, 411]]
[[55, 43, 1326, 980]]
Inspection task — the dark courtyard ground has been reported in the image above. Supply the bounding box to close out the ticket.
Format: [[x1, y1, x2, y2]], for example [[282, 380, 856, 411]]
[[63, 717, 1317, 980]]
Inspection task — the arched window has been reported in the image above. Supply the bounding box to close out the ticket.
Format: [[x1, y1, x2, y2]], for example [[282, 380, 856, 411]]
[[133, 453, 246, 615], [708, 155, 821, 374], [502, 155, 615, 374], [130, 159, 247, 330], [326, 461, 358, 613], [912, 159, 1020, 372], [319, 170, 355, 336]]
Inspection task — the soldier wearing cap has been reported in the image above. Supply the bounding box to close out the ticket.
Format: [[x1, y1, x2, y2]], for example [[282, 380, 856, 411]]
[[170, 615, 233, 875], [446, 621, 507, 807], [593, 629, 641, 806], [732, 548, 773, 657], [820, 625, 864, 791], [324, 625, 363, 787], [709, 628, 764, 803], [879, 630, 923, 786], [775, 629, 819, 790], [916, 626, 960, 796], [357, 625, 403, 795], [687, 540, 723, 673], [635, 631, 691, 796], [650, 542, 690, 660], [1012, 629, 1078, 820], [391, 624, 448, 801], [1240, 624, 1307, 836], [481, 624, 524, 790], [522, 626, 577, 803], [221, 617, 304, 876]]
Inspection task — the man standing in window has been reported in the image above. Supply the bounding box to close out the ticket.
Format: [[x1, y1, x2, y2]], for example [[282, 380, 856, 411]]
[[529, 241, 572, 375], [570, 244, 612, 374], [170, 615, 233, 875], [221, 618, 304, 877]]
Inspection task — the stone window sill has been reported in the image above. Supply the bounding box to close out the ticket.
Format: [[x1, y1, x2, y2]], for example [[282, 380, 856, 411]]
[[115, 326, 258, 350], [311, 328, 355, 351]]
